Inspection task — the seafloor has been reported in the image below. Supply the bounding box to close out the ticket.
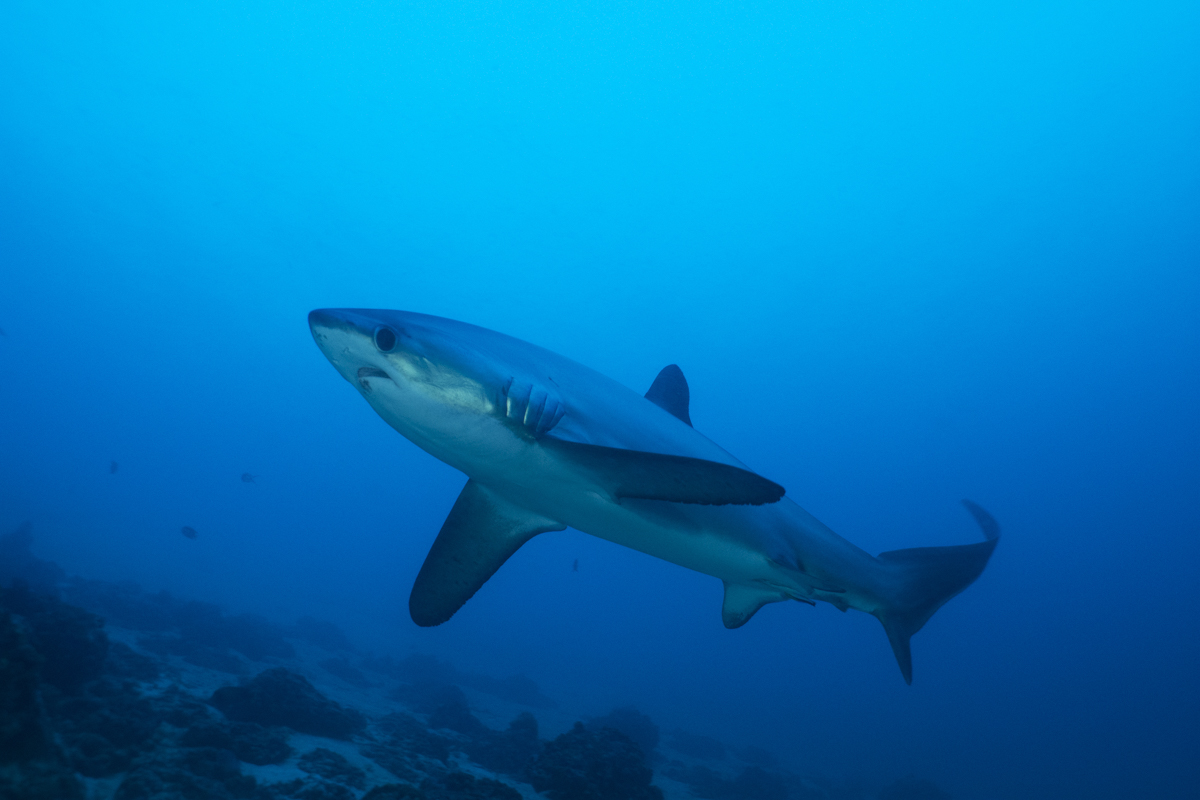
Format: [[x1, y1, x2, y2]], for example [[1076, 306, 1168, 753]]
[[0, 522, 946, 800]]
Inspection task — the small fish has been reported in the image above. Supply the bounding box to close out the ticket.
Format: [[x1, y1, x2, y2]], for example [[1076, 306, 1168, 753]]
[[181, 526, 198, 540], [241, 473, 256, 484], [110, 460, 119, 475], [572, 559, 579, 572]]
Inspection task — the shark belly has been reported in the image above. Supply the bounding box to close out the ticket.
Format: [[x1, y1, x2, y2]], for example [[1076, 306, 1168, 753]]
[[552, 491, 780, 588], [471, 442, 811, 600]]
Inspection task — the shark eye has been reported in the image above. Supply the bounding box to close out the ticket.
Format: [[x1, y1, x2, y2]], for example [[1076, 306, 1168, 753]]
[[374, 327, 397, 352]]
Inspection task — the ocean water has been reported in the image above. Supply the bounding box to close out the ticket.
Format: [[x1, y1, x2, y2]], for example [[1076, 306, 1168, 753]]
[[1, 1, 1197, 798]]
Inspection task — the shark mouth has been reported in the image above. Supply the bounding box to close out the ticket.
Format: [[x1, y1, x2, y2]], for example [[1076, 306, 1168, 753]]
[[356, 366, 392, 391]]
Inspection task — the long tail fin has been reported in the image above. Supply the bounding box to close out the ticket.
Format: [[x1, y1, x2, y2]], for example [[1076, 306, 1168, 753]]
[[874, 500, 1000, 684]]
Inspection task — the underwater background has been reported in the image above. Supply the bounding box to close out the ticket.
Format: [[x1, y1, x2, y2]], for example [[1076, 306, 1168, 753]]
[[1, 1, 1197, 798]]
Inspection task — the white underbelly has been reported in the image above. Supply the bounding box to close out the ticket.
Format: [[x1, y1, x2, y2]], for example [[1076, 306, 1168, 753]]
[[385, 406, 807, 597], [489, 451, 791, 590]]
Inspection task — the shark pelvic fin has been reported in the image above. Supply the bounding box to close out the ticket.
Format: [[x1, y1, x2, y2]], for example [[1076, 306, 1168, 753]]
[[721, 582, 788, 628], [645, 364, 692, 426], [409, 480, 565, 627], [542, 437, 784, 506]]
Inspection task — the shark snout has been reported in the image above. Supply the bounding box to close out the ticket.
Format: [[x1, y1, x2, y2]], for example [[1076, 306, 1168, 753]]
[[308, 309, 383, 384], [308, 308, 338, 331], [308, 308, 373, 335], [310, 309, 418, 393], [308, 308, 384, 353], [308, 308, 407, 343]]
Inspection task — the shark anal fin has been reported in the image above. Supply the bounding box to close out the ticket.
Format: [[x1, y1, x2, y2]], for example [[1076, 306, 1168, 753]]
[[543, 438, 784, 506], [645, 365, 692, 426], [409, 480, 565, 627], [721, 582, 787, 628]]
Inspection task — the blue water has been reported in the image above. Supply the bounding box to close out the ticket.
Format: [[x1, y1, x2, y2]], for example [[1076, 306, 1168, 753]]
[[1, 1, 1197, 797]]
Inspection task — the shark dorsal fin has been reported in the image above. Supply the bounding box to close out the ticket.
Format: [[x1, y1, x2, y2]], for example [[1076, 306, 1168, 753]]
[[645, 364, 692, 426]]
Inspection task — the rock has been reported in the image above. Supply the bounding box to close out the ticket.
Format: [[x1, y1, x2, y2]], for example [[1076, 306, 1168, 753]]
[[210, 668, 366, 739], [156, 685, 218, 729], [728, 767, 790, 800], [232, 724, 293, 766], [0, 589, 167, 779], [878, 775, 952, 800], [526, 722, 663, 800], [114, 746, 260, 800], [138, 633, 248, 674], [359, 743, 419, 784], [0, 610, 51, 761], [0, 757, 86, 800], [320, 657, 374, 688], [463, 712, 541, 776], [420, 771, 522, 800], [0, 584, 109, 692], [391, 681, 467, 717], [427, 686, 488, 738], [297, 748, 367, 789], [182, 720, 293, 765], [586, 707, 659, 757], [182, 747, 259, 790], [362, 785, 425, 800], [169, 602, 294, 663], [367, 653, 452, 684], [0, 610, 85, 799], [734, 745, 777, 769], [370, 693, 537, 779], [105, 642, 162, 682], [375, 712, 453, 761], [293, 617, 355, 653], [666, 730, 725, 761], [461, 673, 556, 710], [361, 712, 452, 782], [51, 677, 162, 777], [269, 776, 357, 800], [63, 579, 178, 632], [0, 522, 66, 594], [59, 730, 128, 778], [367, 654, 555, 710], [64, 578, 294, 664], [207, 612, 295, 662], [666, 765, 788, 800]]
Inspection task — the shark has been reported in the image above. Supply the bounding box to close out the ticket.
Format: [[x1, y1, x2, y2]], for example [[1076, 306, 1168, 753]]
[[309, 308, 999, 683]]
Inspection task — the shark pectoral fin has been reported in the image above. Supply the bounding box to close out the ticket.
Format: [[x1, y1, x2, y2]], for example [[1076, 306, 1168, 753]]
[[721, 582, 787, 629], [542, 438, 785, 506], [645, 365, 692, 426], [409, 480, 565, 627]]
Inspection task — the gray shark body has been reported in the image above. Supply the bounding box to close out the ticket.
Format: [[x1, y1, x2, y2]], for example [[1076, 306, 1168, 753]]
[[309, 309, 998, 683]]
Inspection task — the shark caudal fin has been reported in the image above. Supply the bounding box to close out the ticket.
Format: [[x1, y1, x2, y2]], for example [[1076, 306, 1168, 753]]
[[874, 500, 1000, 684]]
